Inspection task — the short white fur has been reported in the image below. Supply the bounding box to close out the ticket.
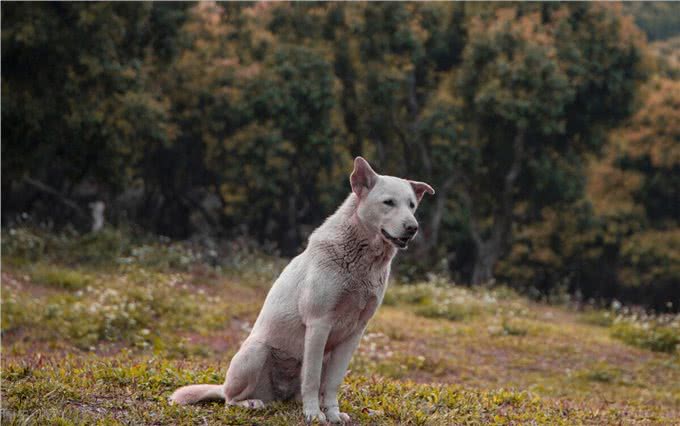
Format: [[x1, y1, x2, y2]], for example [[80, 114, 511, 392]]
[[169, 157, 434, 424]]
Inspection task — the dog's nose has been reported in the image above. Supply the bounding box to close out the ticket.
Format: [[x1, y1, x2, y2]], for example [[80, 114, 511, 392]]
[[405, 224, 418, 235]]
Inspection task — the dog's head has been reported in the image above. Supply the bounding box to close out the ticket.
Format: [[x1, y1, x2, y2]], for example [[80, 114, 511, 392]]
[[350, 156, 434, 250]]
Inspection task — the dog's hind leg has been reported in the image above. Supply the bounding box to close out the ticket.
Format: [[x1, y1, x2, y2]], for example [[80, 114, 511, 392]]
[[223, 340, 271, 408]]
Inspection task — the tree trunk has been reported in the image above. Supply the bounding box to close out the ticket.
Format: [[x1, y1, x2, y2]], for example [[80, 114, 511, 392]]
[[23, 176, 88, 220], [471, 241, 500, 285], [468, 128, 525, 286], [413, 176, 453, 258], [282, 194, 300, 256]]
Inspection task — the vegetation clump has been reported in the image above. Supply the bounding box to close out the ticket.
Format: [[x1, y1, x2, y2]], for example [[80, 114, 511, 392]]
[[610, 314, 680, 354], [29, 264, 91, 290]]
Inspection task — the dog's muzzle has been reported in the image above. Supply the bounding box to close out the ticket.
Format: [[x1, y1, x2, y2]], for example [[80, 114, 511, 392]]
[[381, 229, 412, 249]]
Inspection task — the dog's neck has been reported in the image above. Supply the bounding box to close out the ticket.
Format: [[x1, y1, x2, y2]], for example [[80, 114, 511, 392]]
[[313, 193, 396, 269], [348, 197, 393, 258]]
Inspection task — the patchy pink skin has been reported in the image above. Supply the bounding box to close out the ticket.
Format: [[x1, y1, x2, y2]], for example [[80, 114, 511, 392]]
[[169, 157, 434, 423]]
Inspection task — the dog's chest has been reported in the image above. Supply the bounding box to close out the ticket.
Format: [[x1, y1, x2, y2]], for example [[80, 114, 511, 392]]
[[325, 271, 386, 352], [316, 229, 393, 351]]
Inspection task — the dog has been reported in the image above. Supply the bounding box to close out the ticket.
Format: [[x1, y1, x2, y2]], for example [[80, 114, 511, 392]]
[[170, 157, 434, 423]]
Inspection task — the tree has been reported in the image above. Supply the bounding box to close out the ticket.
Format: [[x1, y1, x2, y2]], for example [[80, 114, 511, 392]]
[[318, 2, 469, 270], [588, 76, 679, 307], [496, 72, 678, 309], [236, 44, 339, 253], [453, 4, 647, 284], [1, 2, 187, 227], [161, 2, 341, 251]]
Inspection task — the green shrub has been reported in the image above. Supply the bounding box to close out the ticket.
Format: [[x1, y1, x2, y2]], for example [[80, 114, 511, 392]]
[[414, 302, 480, 322], [576, 363, 622, 383], [2, 226, 229, 272], [66, 228, 132, 264], [611, 319, 679, 353], [1, 290, 37, 332], [383, 284, 435, 306], [2, 226, 132, 266], [608, 309, 680, 353], [11, 267, 241, 350], [501, 319, 529, 336], [2, 228, 46, 262], [580, 310, 614, 327], [487, 318, 534, 337], [30, 265, 91, 290], [221, 251, 288, 288], [384, 281, 528, 323]]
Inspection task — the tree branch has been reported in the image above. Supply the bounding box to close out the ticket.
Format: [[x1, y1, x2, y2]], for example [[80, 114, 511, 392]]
[[23, 176, 89, 219], [178, 192, 220, 230]]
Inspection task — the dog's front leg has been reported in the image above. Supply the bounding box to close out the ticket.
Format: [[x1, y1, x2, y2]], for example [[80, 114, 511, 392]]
[[320, 330, 363, 424], [302, 319, 332, 423]]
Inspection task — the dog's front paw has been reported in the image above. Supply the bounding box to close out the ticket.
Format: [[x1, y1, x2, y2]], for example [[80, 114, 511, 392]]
[[325, 407, 350, 424], [304, 408, 327, 424]]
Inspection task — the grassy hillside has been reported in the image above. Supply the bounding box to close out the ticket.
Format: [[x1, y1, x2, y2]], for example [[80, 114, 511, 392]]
[[2, 229, 679, 425]]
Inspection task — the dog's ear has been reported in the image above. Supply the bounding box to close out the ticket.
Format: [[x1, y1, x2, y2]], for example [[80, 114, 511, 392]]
[[350, 157, 378, 198], [409, 180, 435, 202]]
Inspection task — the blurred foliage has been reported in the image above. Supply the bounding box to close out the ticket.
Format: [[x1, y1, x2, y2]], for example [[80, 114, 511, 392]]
[[498, 74, 679, 309], [455, 3, 648, 284], [2, 2, 677, 309], [1, 3, 184, 193], [611, 317, 679, 354], [622, 2, 680, 41], [28, 264, 92, 290], [650, 36, 680, 79]]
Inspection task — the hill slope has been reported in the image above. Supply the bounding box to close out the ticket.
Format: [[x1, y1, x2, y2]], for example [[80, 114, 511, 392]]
[[1, 231, 679, 425]]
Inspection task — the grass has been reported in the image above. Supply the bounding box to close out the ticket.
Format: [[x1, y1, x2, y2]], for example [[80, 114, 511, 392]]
[[0, 357, 640, 425], [2, 227, 679, 424], [28, 264, 92, 290]]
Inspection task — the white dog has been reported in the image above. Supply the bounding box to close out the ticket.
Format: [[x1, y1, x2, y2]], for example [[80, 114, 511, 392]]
[[170, 157, 434, 423]]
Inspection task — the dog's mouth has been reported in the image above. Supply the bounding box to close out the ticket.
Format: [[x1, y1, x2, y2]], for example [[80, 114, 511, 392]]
[[381, 229, 410, 249]]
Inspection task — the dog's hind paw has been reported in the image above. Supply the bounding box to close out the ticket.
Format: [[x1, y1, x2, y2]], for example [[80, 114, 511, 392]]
[[229, 399, 265, 409]]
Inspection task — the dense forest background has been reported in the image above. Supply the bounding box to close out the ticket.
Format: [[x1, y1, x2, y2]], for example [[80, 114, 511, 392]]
[[2, 2, 678, 310]]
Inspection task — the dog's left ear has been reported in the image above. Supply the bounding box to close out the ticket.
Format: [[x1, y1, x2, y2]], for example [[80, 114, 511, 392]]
[[409, 180, 435, 202]]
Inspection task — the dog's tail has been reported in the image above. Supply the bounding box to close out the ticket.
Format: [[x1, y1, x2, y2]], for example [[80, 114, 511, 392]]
[[169, 384, 225, 405]]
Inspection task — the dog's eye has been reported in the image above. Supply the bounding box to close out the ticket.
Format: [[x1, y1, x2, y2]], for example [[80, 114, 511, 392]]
[[383, 199, 395, 207], [409, 201, 415, 209]]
